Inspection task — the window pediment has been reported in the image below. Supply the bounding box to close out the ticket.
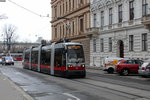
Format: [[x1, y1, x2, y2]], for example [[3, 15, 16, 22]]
[[98, 3, 103, 9], [105, 0, 113, 6]]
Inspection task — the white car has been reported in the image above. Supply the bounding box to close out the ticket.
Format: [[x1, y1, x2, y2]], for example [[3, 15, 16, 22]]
[[1, 56, 14, 65], [138, 62, 150, 77], [103, 57, 123, 73], [0, 58, 2, 64]]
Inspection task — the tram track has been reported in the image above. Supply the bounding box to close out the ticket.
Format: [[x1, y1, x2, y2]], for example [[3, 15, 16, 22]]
[[71, 78, 150, 100], [1, 66, 150, 100], [42, 73, 150, 100], [85, 72, 150, 92], [18, 67, 150, 100]]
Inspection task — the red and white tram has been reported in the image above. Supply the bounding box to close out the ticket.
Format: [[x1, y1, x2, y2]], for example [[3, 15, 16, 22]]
[[22, 39, 86, 78]]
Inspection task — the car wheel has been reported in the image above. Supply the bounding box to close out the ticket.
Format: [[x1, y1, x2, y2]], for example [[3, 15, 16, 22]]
[[81, 73, 86, 78], [107, 68, 114, 74], [121, 69, 129, 76]]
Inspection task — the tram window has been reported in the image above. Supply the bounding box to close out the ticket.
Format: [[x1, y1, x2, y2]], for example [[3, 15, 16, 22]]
[[62, 52, 66, 66], [67, 45, 85, 63], [31, 51, 38, 64], [41, 49, 51, 65], [25, 52, 29, 63], [54, 48, 64, 67]]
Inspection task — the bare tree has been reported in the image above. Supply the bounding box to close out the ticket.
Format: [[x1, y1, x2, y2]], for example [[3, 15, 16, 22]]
[[3, 24, 18, 54]]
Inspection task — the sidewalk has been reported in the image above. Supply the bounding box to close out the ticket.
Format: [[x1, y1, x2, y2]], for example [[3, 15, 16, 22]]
[[86, 66, 104, 70], [0, 72, 34, 100]]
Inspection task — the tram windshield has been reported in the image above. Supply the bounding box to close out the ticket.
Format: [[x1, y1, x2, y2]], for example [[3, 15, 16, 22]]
[[67, 45, 85, 63]]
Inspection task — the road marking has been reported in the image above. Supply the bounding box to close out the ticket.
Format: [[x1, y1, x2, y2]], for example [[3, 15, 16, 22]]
[[63, 93, 80, 100], [135, 98, 149, 100]]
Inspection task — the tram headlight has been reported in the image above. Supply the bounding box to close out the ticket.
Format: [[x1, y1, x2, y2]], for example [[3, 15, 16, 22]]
[[68, 65, 73, 67], [81, 64, 85, 67]]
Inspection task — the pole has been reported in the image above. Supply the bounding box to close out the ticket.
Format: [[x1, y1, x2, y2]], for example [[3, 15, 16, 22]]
[[57, 17, 70, 39]]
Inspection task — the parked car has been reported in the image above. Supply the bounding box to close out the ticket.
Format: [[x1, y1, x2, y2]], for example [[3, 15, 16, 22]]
[[0, 58, 2, 64], [103, 57, 123, 73], [116, 59, 143, 75], [138, 62, 150, 77], [1, 56, 14, 65]]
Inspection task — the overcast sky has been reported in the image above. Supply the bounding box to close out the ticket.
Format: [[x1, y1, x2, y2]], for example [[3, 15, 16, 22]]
[[0, 0, 51, 42]]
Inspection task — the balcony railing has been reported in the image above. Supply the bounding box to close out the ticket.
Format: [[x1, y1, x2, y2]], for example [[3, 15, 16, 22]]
[[85, 27, 99, 37]]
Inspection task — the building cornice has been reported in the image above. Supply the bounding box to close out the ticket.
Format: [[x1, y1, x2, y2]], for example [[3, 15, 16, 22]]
[[91, 0, 124, 12], [51, 34, 88, 42], [100, 24, 145, 34], [51, 0, 57, 4]]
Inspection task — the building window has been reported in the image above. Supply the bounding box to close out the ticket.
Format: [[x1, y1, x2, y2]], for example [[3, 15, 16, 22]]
[[129, 0, 134, 20], [142, 33, 147, 51], [109, 8, 113, 25], [66, 1, 68, 12], [60, 25, 62, 38], [100, 38, 104, 52], [109, 38, 112, 52], [129, 35, 134, 51], [80, 0, 83, 4], [93, 38, 96, 52], [118, 4, 122, 23], [59, 5, 61, 16], [54, 6, 57, 18], [69, 0, 71, 10], [63, 3, 64, 14], [72, 0, 74, 9], [55, 26, 57, 38], [93, 14, 97, 27], [101, 11, 104, 27], [72, 21, 75, 36], [80, 18, 84, 32], [142, 0, 148, 16], [62, 25, 64, 37]]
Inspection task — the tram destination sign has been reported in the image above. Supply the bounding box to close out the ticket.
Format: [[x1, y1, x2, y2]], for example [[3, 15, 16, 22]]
[[67, 45, 81, 49]]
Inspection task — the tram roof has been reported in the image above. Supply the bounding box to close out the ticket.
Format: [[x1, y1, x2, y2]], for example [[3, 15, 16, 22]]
[[42, 45, 51, 50], [63, 42, 81, 45], [24, 42, 82, 52]]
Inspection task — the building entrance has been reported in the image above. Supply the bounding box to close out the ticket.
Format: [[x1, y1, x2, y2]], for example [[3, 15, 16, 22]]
[[118, 40, 124, 58]]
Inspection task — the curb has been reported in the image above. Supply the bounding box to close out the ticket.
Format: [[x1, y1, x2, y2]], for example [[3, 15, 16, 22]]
[[0, 73, 34, 100], [86, 66, 103, 70]]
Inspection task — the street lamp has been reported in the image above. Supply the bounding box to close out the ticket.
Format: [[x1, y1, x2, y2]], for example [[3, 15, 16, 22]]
[[57, 17, 70, 40]]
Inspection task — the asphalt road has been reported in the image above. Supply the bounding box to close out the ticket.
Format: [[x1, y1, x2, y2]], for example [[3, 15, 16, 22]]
[[0, 61, 150, 100]]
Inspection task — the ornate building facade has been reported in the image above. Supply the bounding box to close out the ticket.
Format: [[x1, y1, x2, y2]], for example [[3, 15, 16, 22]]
[[87, 0, 150, 67], [51, 0, 90, 65]]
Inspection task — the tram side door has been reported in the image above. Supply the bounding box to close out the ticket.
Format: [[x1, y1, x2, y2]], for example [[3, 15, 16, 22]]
[[50, 43, 55, 75], [38, 45, 42, 72]]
